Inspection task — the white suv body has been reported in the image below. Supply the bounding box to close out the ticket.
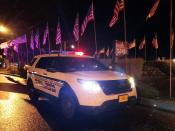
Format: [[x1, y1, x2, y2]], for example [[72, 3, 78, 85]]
[[27, 52, 137, 118]]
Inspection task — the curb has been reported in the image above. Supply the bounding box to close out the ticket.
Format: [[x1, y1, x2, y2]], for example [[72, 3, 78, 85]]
[[138, 97, 175, 114]]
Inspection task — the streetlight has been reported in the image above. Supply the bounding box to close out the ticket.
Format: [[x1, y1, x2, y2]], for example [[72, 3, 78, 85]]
[[0, 25, 8, 33], [71, 44, 75, 49]]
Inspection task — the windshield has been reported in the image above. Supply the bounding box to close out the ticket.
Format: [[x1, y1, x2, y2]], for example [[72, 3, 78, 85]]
[[50, 57, 109, 72]]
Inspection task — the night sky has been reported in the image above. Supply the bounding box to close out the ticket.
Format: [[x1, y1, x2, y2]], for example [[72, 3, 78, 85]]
[[0, 0, 174, 59]]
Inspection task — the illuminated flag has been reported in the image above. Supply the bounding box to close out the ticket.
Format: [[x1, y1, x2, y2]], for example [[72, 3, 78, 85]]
[[13, 44, 19, 53], [73, 13, 79, 42], [152, 34, 158, 49], [34, 29, 39, 48], [56, 19, 62, 45], [99, 48, 105, 54], [109, 0, 124, 28], [139, 37, 146, 50], [146, 0, 160, 20], [81, 2, 94, 36], [115, 40, 128, 56], [43, 22, 49, 45], [171, 31, 174, 48], [30, 30, 34, 50], [129, 39, 136, 49], [106, 48, 110, 56]]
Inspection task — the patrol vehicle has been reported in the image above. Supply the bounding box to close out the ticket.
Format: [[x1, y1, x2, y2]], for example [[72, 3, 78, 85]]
[[27, 51, 137, 119]]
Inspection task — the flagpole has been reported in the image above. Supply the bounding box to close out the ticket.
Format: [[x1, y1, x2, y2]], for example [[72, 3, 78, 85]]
[[78, 13, 80, 51], [17, 46, 20, 69], [93, 1, 98, 53], [135, 47, 137, 59], [39, 39, 41, 55], [25, 41, 29, 64], [155, 49, 157, 60], [38, 30, 41, 55], [48, 33, 51, 54], [169, 0, 172, 99], [145, 37, 147, 61], [32, 49, 34, 58], [123, 0, 128, 72]]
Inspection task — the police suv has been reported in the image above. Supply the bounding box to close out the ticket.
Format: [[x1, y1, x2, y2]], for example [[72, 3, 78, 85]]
[[27, 51, 137, 119]]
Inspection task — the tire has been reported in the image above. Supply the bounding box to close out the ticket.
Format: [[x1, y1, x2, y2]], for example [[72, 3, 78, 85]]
[[60, 89, 78, 120], [27, 81, 39, 103]]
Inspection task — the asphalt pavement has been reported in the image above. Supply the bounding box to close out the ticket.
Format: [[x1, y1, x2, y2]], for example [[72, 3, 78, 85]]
[[1, 74, 175, 131]]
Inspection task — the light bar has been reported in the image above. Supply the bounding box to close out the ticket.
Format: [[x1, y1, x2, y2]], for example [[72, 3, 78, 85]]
[[75, 52, 84, 56]]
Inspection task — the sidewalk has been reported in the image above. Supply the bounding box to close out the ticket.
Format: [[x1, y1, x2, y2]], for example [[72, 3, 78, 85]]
[[138, 97, 175, 114], [0, 69, 26, 86], [4, 75, 27, 86]]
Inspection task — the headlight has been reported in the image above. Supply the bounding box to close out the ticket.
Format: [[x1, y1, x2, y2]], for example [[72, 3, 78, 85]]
[[77, 79, 101, 93], [129, 77, 135, 88]]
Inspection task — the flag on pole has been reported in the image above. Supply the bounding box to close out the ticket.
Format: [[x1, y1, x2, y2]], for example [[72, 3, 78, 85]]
[[146, 0, 160, 20], [73, 13, 79, 42], [139, 37, 146, 50], [129, 39, 136, 49], [13, 44, 19, 53], [11, 34, 27, 45], [34, 29, 39, 48], [109, 0, 124, 28], [30, 31, 34, 50], [171, 31, 174, 48], [99, 48, 105, 54], [152, 34, 158, 49], [106, 48, 110, 56], [43, 22, 49, 45], [81, 2, 94, 36], [56, 19, 62, 45]]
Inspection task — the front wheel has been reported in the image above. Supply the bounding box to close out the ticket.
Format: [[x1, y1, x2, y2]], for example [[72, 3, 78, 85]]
[[60, 89, 78, 120], [27, 81, 39, 103]]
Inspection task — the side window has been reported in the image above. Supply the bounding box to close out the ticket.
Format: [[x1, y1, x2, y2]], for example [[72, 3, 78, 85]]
[[30, 58, 37, 66], [49, 57, 65, 72], [35, 57, 50, 69]]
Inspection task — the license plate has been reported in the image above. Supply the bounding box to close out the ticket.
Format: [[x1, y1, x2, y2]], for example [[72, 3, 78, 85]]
[[119, 95, 128, 103]]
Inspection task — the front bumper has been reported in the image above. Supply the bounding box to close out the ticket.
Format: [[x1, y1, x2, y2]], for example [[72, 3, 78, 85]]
[[79, 96, 137, 114]]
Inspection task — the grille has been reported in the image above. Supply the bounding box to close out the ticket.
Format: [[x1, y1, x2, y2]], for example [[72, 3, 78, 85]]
[[98, 79, 132, 95]]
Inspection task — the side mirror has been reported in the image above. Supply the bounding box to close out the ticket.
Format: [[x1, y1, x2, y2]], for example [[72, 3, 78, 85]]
[[24, 64, 29, 70]]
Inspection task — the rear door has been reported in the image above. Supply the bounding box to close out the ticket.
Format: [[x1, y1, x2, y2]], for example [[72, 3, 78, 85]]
[[33, 57, 50, 92]]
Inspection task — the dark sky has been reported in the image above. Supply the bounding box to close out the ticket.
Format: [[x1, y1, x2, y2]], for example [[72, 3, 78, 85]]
[[0, 0, 174, 58]]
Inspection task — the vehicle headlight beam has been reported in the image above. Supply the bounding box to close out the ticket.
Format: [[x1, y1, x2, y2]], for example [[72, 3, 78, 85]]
[[77, 79, 101, 93]]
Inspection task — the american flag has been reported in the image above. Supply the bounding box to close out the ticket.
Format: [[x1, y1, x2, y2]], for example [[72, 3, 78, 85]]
[[34, 29, 39, 48], [30, 31, 34, 50], [146, 0, 160, 20], [73, 13, 79, 42], [43, 22, 49, 45], [109, 0, 124, 28], [56, 19, 62, 45], [81, 2, 94, 36], [152, 35, 158, 49], [129, 39, 136, 49], [139, 37, 146, 50]]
